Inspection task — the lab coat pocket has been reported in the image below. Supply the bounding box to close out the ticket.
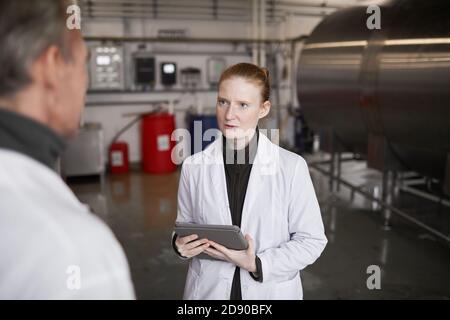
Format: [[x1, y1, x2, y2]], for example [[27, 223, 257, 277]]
[[201, 194, 229, 225], [199, 171, 229, 225], [195, 259, 232, 300], [259, 184, 287, 249], [273, 273, 302, 300], [196, 276, 230, 300], [184, 265, 200, 300]]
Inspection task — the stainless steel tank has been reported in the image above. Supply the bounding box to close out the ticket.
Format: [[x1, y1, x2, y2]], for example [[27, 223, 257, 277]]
[[297, 0, 450, 183]]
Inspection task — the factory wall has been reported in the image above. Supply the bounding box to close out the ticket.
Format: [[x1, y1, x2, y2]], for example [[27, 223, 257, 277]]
[[81, 16, 322, 163]]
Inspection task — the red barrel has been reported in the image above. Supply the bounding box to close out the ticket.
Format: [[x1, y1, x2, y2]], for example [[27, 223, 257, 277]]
[[109, 141, 129, 174], [141, 113, 176, 174]]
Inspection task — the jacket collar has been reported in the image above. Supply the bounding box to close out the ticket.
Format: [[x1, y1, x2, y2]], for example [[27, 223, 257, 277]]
[[0, 108, 65, 170]]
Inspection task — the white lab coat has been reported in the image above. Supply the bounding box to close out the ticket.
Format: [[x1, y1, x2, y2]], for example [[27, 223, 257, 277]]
[[0, 149, 135, 299], [176, 132, 327, 300]]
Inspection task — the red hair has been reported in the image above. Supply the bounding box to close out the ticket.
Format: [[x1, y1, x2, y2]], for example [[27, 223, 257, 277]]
[[218, 63, 270, 102]]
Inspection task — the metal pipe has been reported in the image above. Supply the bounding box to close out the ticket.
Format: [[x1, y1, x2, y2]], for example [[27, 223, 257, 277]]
[[400, 186, 450, 208], [310, 163, 450, 243], [275, 0, 347, 9], [84, 5, 251, 14], [260, 0, 266, 67], [252, 0, 259, 65], [84, 35, 298, 44], [81, 0, 333, 22], [83, 14, 283, 23]]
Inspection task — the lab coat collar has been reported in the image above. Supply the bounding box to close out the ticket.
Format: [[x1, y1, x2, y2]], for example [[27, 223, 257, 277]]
[[203, 130, 280, 175], [201, 130, 280, 226]]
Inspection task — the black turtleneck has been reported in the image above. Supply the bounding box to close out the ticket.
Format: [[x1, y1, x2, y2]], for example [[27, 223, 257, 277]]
[[223, 129, 263, 300], [0, 108, 65, 170]]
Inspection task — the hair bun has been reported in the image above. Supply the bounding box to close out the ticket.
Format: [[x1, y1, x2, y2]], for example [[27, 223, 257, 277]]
[[218, 62, 271, 102]]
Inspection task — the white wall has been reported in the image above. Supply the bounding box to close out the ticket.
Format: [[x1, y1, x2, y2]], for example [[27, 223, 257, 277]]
[[81, 15, 323, 163], [282, 15, 322, 39], [83, 93, 219, 163]]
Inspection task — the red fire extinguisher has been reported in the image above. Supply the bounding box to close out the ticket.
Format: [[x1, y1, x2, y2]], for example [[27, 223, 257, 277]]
[[141, 113, 176, 174], [109, 141, 129, 174], [108, 115, 141, 174], [108, 109, 176, 174]]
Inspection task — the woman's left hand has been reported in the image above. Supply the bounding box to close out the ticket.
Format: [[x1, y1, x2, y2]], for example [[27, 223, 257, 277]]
[[204, 234, 257, 273]]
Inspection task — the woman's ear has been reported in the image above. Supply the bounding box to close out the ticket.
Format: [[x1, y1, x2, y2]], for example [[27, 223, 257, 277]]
[[259, 100, 271, 119]]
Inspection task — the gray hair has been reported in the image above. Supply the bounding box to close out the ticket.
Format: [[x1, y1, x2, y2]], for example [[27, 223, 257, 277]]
[[0, 0, 73, 98]]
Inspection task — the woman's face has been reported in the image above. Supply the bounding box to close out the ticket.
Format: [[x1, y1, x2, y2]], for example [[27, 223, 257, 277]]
[[216, 76, 270, 141]]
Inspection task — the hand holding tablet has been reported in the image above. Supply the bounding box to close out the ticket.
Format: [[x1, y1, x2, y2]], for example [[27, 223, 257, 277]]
[[174, 222, 248, 260]]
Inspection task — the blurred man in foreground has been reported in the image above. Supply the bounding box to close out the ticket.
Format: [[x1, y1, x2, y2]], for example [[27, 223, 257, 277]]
[[0, 1, 135, 299]]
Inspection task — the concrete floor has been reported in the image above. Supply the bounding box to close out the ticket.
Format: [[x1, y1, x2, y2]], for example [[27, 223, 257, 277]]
[[68, 157, 450, 300]]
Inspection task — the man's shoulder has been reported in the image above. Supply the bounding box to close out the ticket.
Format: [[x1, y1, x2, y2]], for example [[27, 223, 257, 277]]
[[0, 209, 132, 299], [0, 148, 123, 260], [0, 184, 118, 256], [261, 137, 305, 170], [0, 174, 133, 299]]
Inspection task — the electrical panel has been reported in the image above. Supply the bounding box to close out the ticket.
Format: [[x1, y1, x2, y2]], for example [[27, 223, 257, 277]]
[[134, 55, 156, 90], [160, 62, 177, 86], [180, 67, 201, 89], [89, 45, 125, 91], [207, 57, 226, 86]]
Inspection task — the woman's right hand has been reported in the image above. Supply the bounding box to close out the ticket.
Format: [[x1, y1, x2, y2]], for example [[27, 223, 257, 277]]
[[175, 234, 210, 258]]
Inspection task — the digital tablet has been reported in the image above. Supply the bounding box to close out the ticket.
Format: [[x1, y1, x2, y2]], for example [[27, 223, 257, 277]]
[[174, 222, 248, 260]]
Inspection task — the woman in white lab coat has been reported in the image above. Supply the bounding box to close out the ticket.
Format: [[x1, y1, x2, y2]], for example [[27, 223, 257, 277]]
[[173, 63, 327, 300]]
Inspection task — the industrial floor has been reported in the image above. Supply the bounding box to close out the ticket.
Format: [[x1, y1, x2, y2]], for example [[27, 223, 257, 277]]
[[68, 155, 450, 300]]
